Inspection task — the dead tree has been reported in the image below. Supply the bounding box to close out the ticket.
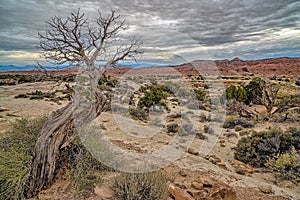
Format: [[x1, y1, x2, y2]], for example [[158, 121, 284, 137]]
[[24, 9, 140, 197], [261, 81, 280, 118]]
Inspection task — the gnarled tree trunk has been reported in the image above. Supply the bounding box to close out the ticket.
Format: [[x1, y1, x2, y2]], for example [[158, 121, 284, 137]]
[[24, 72, 107, 198]]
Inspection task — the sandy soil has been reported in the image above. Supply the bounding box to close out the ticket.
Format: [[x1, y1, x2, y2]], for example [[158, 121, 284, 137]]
[[1, 78, 300, 200]]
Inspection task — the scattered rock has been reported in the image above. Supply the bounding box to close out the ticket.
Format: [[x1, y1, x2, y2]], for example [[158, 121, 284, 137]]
[[198, 177, 213, 188], [258, 184, 273, 194], [191, 181, 203, 190], [188, 147, 199, 155], [186, 188, 207, 199], [167, 181, 194, 200], [230, 160, 254, 175], [94, 186, 115, 199], [179, 170, 187, 177], [0, 107, 9, 112], [102, 118, 109, 122], [220, 143, 226, 147], [216, 162, 227, 170], [219, 139, 226, 144], [210, 187, 237, 200]]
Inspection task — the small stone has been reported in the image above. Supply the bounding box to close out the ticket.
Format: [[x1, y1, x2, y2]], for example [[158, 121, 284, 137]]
[[102, 118, 109, 122], [179, 170, 187, 177], [94, 186, 115, 199], [168, 132, 176, 136], [188, 147, 199, 155], [186, 189, 207, 199], [167, 181, 194, 200], [216, 162, 227, 170], [220, 143, 226, 147], [258, 185, 273, 194], [198, 177, 213, 188], [191, 181, 203, 190], [219, 139, 226, 143]]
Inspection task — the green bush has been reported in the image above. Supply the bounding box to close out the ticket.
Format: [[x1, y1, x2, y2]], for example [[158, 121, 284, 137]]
[[223, 115, 253, 129], [137, 84, 170, 111], [225, 85, 248, 103], [244, 77, 264, 104], [266, 147, 300, 182], [0, 117, 47, 199], [234, 127, 300, 167], [194, 89, 206, 101], [112, 171, 171, 200]]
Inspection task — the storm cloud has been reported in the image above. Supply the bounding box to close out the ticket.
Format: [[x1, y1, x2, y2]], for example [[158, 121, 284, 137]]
[[0, 0, 299, 64]]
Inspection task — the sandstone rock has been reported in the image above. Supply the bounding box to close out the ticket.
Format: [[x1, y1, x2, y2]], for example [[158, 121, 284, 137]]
[[191, 181, 203, 190], [188, 147, 199, 155], [167, 181, 195, 200], [102, 118, 109, 122], [258, 184, 273, 194], [94, 186, 115, 199], [216, 162, 227, 170], [0, 107, 9, 112], [198, 177, 213, 188], [219, 139, 226, 144], [179, 170, 187, 177], [230, 160, 254, 175], [210, 187, 237, 200], [186, 188, 207, 199]]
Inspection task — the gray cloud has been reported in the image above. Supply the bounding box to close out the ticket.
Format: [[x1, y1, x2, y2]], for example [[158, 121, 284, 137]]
[[0, 0, 299, 64]]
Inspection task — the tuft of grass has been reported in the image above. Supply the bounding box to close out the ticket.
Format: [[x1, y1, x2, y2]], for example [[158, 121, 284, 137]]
[[112, 171, 172, 200], [0, 117, 47, 199]]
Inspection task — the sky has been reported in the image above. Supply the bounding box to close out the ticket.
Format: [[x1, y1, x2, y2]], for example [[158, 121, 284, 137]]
[[0, 0, 299, 67]]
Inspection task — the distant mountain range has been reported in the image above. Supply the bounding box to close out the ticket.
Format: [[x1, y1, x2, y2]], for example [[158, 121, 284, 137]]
[[1, 57, 300, 76]]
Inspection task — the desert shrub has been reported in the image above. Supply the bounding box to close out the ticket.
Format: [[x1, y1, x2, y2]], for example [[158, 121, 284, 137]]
[[18, 75, 33, 84], [129, 107, 149, 121], [137, 84, 170, 111], [59, 139, 107, 197], [167, 123, 179, 133], [112, 171, 171, 200], [234, 127, 300, 167], [98, 75, 117, 88], [194, 89, 206, 101], [266, 147, 300, 182], [225, 85, 248, 103], [0, 117, 47, 199], [244, 77, 264, 104], [14, 94, 28, 99], [130, 84, 171, 121], [223, 115, 253, 129]]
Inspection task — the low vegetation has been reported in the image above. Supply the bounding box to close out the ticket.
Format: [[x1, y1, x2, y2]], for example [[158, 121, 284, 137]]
[[234, 127, 300, 182], [112, 171, 172, 200], [0, 117, 47, 199], [0, 116, 107, 199], [266, 146, 300, 182]]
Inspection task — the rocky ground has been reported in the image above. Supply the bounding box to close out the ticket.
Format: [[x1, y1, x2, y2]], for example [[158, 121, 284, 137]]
[[1, 74, 300, 200]]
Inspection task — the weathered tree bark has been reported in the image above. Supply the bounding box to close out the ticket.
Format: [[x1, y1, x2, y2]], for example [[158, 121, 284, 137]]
[[25, 71, 107, 197], [24, 9, 140, 197]]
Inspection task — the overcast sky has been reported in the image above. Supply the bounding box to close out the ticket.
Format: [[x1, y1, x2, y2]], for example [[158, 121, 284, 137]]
[[0, 0, 299, 66]]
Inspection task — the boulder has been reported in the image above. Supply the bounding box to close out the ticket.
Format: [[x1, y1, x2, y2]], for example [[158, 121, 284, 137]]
[[94, 186, 115, 199], [258, 184, 273, 194], [188, 147, 199, 155], [167, 181, 195, 200]]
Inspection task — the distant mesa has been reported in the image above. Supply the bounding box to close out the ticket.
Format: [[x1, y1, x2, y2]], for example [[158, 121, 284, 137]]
[[231, 57, 243, 62]]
